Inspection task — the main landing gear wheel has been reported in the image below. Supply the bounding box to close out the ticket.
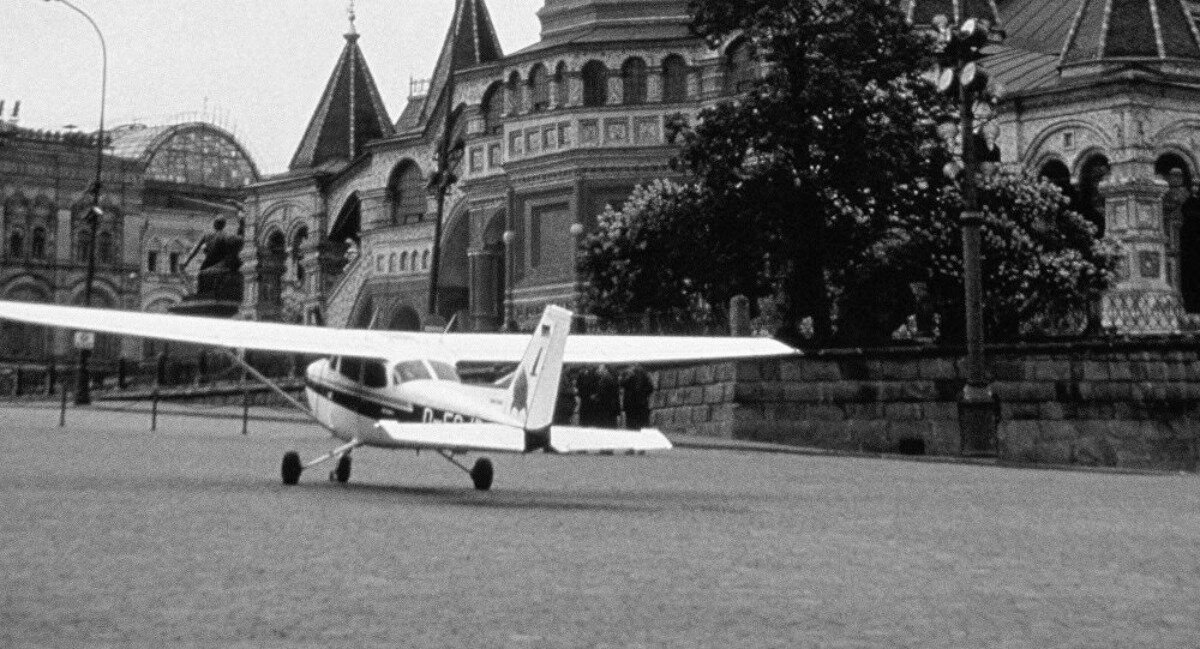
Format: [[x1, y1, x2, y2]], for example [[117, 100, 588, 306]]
[[470, 458, 494, 491], [281, 451, 302, 486], [330, 454, 352, 484]]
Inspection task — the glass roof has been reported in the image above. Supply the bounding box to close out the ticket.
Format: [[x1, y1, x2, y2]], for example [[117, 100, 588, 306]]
[[107, 123, 258, 188]]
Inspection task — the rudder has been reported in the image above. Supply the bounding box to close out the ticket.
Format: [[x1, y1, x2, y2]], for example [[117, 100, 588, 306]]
[[504, 305, 572, 431]]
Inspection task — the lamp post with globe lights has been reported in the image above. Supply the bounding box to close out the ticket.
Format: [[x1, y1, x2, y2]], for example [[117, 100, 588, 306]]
[[930, 7, 1006, 455]]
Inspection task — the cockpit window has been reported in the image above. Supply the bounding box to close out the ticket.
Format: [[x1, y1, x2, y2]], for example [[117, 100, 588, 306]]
[[362, 361, 387, 388], [393, 360, 432, 384], [428, 360, 461, 382], [337, 356, 388, 388]]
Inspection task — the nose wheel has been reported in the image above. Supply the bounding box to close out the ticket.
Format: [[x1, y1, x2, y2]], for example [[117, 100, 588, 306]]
[[470, 458, 494, 491]]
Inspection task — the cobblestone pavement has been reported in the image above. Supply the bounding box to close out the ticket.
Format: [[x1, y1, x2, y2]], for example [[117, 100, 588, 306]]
[[1, 404, 1198, 648]]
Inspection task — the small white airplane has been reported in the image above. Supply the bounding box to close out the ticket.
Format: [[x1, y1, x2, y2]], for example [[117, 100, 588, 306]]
[[0, 300, 795, 491]]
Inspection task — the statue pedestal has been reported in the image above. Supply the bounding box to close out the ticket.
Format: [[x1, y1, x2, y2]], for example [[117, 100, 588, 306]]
[[171, 267, 244, 319]]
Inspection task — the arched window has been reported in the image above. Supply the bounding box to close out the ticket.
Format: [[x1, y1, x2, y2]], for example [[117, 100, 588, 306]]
[[9, 231, 23, 258], [97, 230, 114, 264], [506, 71, 523, 115], [30, 227, 46, 259], [622, 58, 648, 105], [401, 251, 409, 272], [388, 253, 396, 273], [422, 250, 430, 270], [482, 83, 504, 134], [662, 55, 688, 103], [292, 227, 308, 284], [726, 39, 758, 94], [529, 64, 549, 112], [1039, 160, 1073, 200], [1077, 154, 1111, 238], [390, 163, 426, 225], [554, 62, 569, 107], [582, 60, 608, 107]]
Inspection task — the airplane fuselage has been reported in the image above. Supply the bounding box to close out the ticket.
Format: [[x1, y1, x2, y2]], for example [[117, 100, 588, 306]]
[[303, 357, 518, 448]]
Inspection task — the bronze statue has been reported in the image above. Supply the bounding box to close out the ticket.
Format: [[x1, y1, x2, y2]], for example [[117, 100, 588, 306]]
[[181, 216, 245, 302]]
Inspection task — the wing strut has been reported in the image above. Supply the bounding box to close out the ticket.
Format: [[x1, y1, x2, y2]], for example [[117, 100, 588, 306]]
[[218, 348, 341, 438]]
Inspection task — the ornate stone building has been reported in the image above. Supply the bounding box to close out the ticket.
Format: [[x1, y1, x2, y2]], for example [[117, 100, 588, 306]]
[[912, 0, 1200, 332], [0, 117, 258, 361], [244, 0, 764, 331], [247, 0, 1200, 335]]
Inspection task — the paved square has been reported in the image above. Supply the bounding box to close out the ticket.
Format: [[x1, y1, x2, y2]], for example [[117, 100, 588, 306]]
[[2, 404, 1198, 648]]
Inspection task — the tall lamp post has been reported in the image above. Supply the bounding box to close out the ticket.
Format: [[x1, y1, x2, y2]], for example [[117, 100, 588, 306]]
[[931, 9, 1004, 455], [44, 0, 107, 405], [502, 230, 515, 331]]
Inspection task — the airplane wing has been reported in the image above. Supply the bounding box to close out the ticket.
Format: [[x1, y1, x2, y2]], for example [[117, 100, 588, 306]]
[[387, 331, 797, 365], [0, 300, 394, 359], [0, 300, 796, 364]]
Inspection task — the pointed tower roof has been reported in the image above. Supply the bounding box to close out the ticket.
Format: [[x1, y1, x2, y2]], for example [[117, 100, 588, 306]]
[[401, 0, 503, 133], [290, 30, 395, 171], [1060, 0, 1200, 77]]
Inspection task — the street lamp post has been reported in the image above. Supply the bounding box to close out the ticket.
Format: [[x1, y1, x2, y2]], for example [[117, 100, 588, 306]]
[[44, 0, 107, 406], [933, 13, 1004, 455], [502, 230, 515, 331]]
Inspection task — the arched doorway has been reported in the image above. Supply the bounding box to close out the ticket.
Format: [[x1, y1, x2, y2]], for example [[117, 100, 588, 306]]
[[329, 195, 362, 269], [386, 305, 421, 331], [439, 206, 471, 326], [468, 210, 508, 331]]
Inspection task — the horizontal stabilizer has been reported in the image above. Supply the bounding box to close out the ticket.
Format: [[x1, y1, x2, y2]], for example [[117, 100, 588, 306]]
[[375, 421, 527, 453], [549, 426, 673, 454]]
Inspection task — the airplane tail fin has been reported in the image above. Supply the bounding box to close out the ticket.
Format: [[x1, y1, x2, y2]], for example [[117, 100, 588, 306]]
[[504, 305, 572, 431]]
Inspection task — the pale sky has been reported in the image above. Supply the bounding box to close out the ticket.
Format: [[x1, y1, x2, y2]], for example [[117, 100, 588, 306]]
[[1, 0, 545, 174]]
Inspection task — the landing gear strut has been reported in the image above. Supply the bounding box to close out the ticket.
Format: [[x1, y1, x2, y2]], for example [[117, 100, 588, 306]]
[[280, 439, 363, 486]]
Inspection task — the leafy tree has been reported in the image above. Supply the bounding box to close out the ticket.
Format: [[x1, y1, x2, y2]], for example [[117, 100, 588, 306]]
[[577, 0, 1115, 345], [674, 0, 956, 343]]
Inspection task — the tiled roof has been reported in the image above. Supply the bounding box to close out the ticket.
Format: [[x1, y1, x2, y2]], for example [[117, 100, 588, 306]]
[[290, 32, 395, 171], [1061, 0, 1200, 68], [999, 0, 1081, 55], [401, 0, 504, 134], [983, 44, 1061, 94]]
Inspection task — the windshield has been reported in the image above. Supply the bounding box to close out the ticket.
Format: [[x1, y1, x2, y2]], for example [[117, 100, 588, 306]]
[[428, 360, 461, 382], [393, 360, 432, 384]]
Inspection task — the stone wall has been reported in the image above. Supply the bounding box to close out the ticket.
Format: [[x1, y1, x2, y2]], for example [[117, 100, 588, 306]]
[[650, 340, 1200, 470]]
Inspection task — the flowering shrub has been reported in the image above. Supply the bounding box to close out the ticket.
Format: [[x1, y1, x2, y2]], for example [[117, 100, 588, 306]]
[[869, 168, 1119, 342]]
